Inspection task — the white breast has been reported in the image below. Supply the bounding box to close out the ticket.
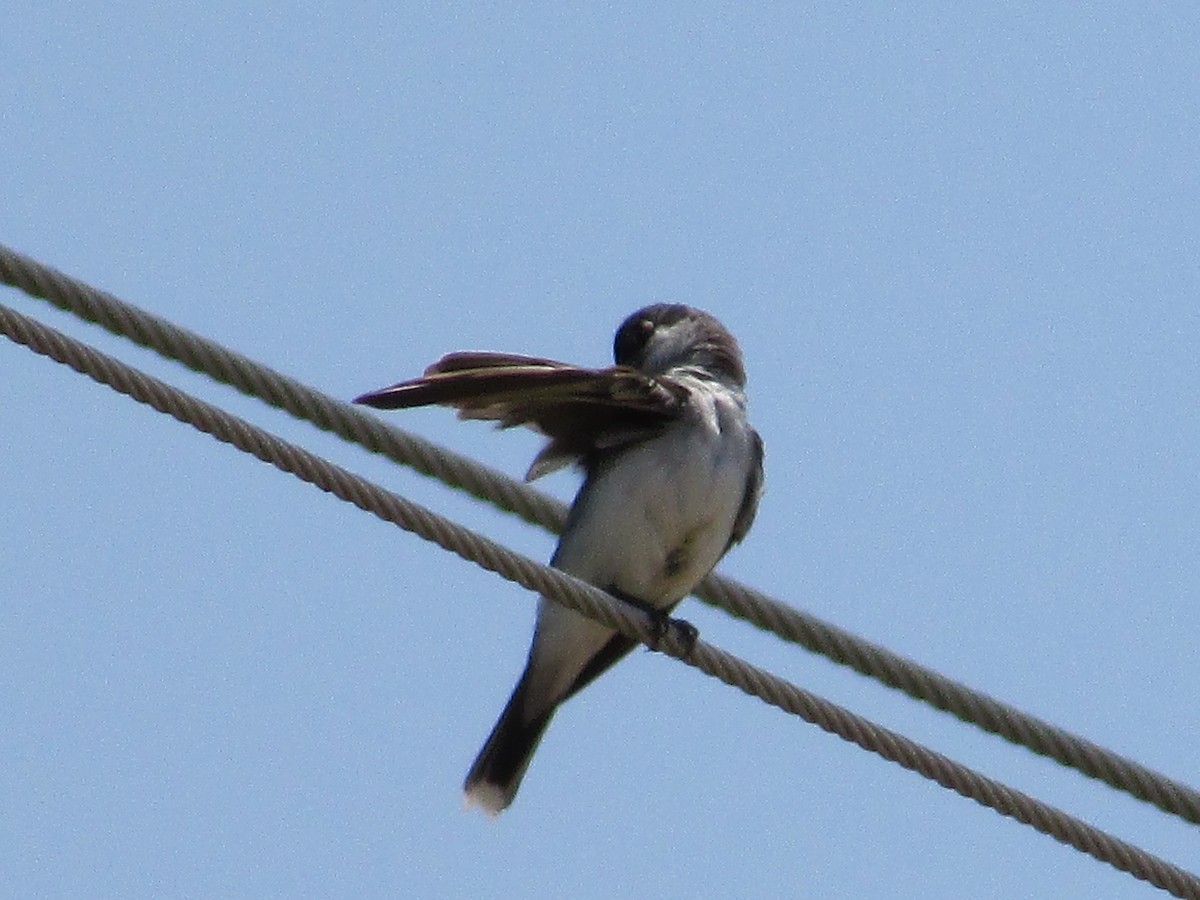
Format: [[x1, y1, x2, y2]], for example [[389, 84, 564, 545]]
[[555, 377, 754, 605], [525, 376, 756, 706]]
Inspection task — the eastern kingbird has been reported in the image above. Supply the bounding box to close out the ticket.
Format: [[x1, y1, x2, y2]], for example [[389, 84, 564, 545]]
[[355, 304, 763, 815]]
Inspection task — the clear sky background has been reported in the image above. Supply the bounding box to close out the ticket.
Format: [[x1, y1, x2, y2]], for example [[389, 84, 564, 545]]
[[3, 5, 1198, 899]]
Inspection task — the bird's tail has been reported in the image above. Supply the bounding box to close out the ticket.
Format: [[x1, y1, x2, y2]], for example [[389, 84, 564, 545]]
[[462, 673, 555, 816]]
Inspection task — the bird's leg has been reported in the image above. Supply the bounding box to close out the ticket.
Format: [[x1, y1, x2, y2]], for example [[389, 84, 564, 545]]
[[607, 587, 699, 657]]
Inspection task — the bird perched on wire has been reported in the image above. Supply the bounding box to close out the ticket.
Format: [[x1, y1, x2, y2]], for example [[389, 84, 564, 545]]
[[355, 303, 763, 815]]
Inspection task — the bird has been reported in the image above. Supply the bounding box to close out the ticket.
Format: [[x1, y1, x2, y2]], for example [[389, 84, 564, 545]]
[[354, 303, 763, 815]]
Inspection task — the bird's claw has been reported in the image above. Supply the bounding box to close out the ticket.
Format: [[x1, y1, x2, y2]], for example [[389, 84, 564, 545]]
[[647, 611, 699, 657]]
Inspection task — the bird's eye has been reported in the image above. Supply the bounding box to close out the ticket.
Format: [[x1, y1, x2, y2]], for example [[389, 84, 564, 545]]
[[614, 316, 656, 365]]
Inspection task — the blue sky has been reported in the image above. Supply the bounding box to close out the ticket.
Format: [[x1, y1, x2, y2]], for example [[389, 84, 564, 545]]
[[3, 4, 1198, 898]]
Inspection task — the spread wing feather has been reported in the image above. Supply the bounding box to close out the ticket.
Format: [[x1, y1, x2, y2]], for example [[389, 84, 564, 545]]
[[354, 352, 686, 478]]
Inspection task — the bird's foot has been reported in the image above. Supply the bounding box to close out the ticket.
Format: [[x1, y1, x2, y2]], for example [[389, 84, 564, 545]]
[[607, 586, 699, 657], [647, 610, 699, 658]]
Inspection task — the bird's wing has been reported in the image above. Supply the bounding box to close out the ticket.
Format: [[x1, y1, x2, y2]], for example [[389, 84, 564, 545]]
[[726, 429, 764, 551], [354, 351, 686, 478]]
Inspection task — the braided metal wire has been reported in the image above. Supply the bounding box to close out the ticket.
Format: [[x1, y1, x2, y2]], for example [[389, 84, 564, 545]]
[[2, 241, 1199, 832], [4, 300, 1199, 897]]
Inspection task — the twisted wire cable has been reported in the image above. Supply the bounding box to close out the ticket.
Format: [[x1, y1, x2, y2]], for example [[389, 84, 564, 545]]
[[3, 300, 1198, 898], [3, 241, 1198, 830]]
